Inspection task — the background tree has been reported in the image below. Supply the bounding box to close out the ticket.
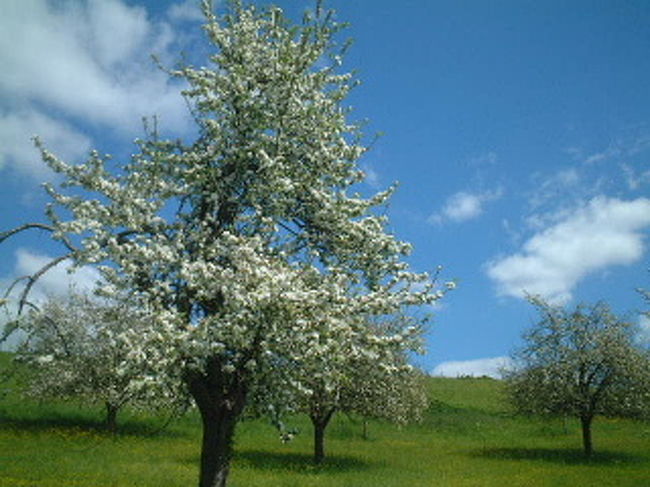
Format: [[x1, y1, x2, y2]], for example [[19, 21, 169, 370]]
[[285, 316, 430, 464], [344, 358, 430, 433], [505, 296, 650, 457], [6, 292, 179, 433], [1, 1, 443, 486]]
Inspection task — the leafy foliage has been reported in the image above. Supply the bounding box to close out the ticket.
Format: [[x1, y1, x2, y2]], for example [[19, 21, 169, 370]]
[[505, 296, 650, 455]]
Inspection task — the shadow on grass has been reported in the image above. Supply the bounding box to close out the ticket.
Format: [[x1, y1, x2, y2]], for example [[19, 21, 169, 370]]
[[0, 408, 186, 438], [234, 450, 372, 473], [474, 447, 645, 465]]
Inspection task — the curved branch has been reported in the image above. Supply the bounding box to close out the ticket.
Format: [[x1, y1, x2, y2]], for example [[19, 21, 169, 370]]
[[1, 222, 78, 253], [42, 315, 73, 358], [3, 275, 31, 300], [0, 223, 55, 242], [18, 253, 72, 315]]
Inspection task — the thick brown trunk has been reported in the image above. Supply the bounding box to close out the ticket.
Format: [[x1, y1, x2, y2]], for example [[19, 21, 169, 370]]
[[196, 404, 239, 487], [104, 402, 119, 434], [187, 362, 248, 487], [580, 414, 593, 457], [310, 408, 335, 465], [313, 419, 326, 464]]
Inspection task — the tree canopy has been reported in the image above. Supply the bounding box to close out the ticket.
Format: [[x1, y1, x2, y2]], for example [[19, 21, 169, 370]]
[[8, 291, 180, 432], [286, 315, 429, 463], [1, 2, 444, 485], [505, 296, 650, 456]]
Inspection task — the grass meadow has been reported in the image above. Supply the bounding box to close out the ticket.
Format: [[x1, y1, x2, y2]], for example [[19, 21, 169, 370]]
[[1, 353, 649, 486]]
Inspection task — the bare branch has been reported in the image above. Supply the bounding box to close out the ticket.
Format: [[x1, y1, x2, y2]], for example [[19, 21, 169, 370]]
[[3, 275, 31, 300], [1, 222, 78, 253], [0, 223, 55, 244], [42, 315, 73, 358], [18, 254, 72, 315]]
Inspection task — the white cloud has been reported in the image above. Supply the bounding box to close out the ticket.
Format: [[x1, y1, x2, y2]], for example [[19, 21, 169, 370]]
[[0, 110, 91, 179], [0, 0, 191, 179], [429, 189, 502, 224], [486, 197, 650, 304], [0, 248, 101, 350], [10, 248, 101, 302], [431, 356, 513, 379], [168, 0, 205, 23]]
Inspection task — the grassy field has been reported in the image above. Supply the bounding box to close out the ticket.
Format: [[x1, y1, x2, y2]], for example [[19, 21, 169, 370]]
[[1, 353, 650, 486]]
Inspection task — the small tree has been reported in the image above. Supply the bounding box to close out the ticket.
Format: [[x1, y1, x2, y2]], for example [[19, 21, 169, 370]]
[[295, 319, 429, 464], [342, 361, 429, 440], [505, 297, 650, 457], [8, 292, 179, 433]]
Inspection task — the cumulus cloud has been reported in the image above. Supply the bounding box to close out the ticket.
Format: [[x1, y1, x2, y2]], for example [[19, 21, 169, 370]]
[[431, 356, 513, 379], [0, 110, 91, 179], [486, 197, 650, 304], [429, 189, 502, 224], [0, 0, 191, 179]]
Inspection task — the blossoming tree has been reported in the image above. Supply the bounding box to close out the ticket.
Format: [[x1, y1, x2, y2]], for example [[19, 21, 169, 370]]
[[8, 292, 180, 433], [284, 316, 430, 464], [1, 1, 443, 485], [505, 296, 650, 457]]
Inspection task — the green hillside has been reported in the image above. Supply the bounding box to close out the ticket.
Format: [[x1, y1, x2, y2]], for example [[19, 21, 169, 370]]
[[1, 355, 649, 486]]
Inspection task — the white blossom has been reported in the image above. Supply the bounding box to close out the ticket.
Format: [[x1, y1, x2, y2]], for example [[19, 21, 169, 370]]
[[5, 2, 446, 484]]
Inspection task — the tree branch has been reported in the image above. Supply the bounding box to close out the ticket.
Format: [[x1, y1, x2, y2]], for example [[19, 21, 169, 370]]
[[1, 222, 78, 253], [18, 254, 72, 315], [42, 315, 73, 358], [0, 223, 55, 244]]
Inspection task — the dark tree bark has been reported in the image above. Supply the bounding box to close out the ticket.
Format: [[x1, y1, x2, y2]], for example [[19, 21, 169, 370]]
[[186, 360, 249, 487], [310, 407, 336, 465], [104, 402, 119, 434], [580, 414, 593, 457]]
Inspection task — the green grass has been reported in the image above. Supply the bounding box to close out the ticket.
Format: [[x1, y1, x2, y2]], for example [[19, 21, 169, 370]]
[[2, 352, 650, 486]]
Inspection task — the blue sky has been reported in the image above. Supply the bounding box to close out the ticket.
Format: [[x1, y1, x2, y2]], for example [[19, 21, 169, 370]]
[[1, 0, 649, 377]]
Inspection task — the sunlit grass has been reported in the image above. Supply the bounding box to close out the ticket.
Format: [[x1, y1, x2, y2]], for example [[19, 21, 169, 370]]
[[1, 352, 649, 486]]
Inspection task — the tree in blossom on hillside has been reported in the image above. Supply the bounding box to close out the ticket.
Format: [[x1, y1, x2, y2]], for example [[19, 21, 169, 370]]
[[505, 296, 650, 457], [285, 315, 430, 464], [7, 291, 182, 433], [1, 1, 446, 485]]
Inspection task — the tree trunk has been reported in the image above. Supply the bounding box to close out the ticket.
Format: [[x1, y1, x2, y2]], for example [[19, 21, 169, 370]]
[[580, 414, 593, 457], [310, 408, 335, 465], [196, 404, 239, 487], [104, 402, 119, 434], [186, 362, 248, 487]]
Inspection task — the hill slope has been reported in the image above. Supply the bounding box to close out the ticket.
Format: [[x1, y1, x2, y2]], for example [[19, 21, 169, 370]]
[[1, 362, 649, 486]]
